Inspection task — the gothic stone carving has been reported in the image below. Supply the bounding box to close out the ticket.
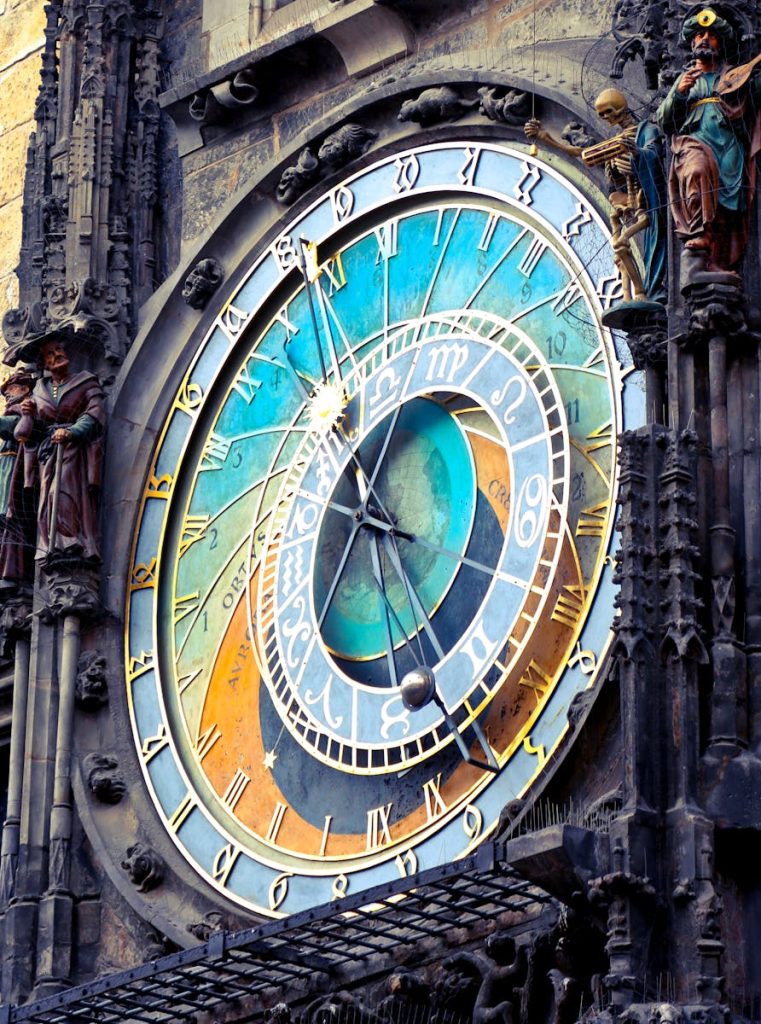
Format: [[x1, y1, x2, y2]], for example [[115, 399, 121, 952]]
[[41, 564, 101, 621], [440, 931, 528, 1024], [189, 68, 258, 125], [277, 148, 321, 204], [0, 588, 33, 659], [121, 843, 164, 893], [478, 87, 532, 125], [317, 124, 378, 170], [75, 649, 109, 709], [182, 258, 225, 310], [83, 753, 125, 804], [187, 911, 234, 941], [276, 124, 377, 205], [398, 86, 480, 126]]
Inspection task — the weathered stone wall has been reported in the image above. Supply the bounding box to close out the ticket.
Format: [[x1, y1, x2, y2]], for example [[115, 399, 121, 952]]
[[163, 0, 618, 253], [0, 1, 43, 333]]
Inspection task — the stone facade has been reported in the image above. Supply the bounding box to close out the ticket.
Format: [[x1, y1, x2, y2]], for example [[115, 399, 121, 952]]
[[0, 3, 44, 359]]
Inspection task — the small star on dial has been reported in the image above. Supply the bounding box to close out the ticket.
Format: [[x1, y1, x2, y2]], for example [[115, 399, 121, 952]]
[[263, 750, 278, 770]]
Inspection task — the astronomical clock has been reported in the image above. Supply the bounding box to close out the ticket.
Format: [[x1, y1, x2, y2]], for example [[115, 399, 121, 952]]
[[125, 141, 643, 917]]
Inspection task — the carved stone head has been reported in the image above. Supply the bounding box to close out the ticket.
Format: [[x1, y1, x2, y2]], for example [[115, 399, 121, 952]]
[[76, 650, 109, 709], [181, 258, 224, 311], [121, 842, 164, 892]]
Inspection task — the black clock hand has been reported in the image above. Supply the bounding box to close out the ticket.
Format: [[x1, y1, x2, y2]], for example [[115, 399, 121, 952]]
[[368, 532, 399, 687], [308, 490, 504, 582], [339, 431, 400, 530], [381, 532, 445, 661], [371, 567, 426, 670], [315, 521, 361, 629], [366, 404, 402, 496], [298, 490, 414, 540], [278, 342, 313, 401], [397, 532, 516, 584]]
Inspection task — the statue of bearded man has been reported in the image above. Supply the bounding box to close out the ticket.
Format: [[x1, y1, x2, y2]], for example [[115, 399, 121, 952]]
[[656, 7, 761, 272]]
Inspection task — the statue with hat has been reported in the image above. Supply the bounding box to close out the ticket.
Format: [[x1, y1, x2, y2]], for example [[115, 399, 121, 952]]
[[12, 333, 105, 564], [0, 368, 37, 587], [656, 5, 761, 273], [525, 89, 667, 310]]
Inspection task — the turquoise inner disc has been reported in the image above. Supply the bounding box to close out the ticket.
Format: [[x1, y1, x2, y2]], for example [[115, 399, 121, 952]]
[[314, 397, 476, 666]]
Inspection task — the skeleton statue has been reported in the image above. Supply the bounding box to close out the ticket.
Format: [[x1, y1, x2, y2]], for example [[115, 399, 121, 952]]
[[525, 89, 666, 306]]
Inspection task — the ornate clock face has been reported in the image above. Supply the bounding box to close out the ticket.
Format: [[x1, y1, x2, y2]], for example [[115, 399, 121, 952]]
[[126, 142, 643, 916]]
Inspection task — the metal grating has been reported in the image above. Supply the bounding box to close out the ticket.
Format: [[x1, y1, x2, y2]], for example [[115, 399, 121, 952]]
[[4, 842, 551, 1024]]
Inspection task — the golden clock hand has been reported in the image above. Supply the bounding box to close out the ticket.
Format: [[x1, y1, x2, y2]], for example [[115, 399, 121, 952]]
[[312, 275, 346, 383], [297, 237, 328, 384], [310, 489, 413, 539]]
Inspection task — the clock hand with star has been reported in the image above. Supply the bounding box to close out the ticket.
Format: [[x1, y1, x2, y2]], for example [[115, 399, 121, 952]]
[[297, 237, 328, 384]]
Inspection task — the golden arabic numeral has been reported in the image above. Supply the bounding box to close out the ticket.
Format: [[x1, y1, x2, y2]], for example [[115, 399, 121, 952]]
[[219, 302, 249, 340], [395, 849, 418, 878], [568, 643, 598, 675], [331, 874, 349, 901], [523, 734, 547, 764], [175, 380, 204, 415], [463, 805, 483, 842]]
